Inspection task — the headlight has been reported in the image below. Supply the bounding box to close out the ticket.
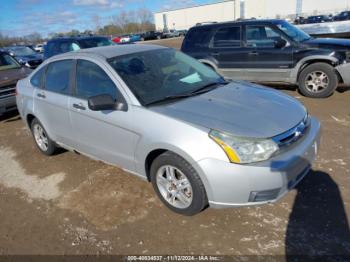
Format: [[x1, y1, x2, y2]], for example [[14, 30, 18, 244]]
[[209, 130, 279, 164]]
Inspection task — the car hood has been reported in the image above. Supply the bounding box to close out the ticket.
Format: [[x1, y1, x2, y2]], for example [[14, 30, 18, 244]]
[[304, 37, 350, 49], [15, 54, 42, 62], [150, 81, 307, 138]]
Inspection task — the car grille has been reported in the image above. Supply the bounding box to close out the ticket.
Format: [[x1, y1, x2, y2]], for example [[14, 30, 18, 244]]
[[0, 84, 16, 99], [273, 114, 310, 148]]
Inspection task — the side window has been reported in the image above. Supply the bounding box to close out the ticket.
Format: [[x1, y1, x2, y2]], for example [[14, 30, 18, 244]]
[[30, 66, 45, 88], [246, 25, 283, 48], [183, 27, 213, 49], [0, 54, 20, 70], [44, 60, 73, 94], [75, 59, 117, 100], [213, 27, 241, 48]]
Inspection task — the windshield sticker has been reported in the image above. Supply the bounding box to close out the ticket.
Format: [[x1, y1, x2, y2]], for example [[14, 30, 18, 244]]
[[180, 72, 202, 84]]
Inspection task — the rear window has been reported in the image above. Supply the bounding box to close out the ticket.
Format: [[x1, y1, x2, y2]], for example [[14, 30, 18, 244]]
[[213, 26, 241, 48], [182, 27, 213, 50], [77, 38, 113, 48], [45, 41, 80, 59]]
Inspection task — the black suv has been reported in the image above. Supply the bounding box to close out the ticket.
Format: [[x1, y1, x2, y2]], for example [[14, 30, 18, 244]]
[[181, 19, 350, 98], [44, 36, 113, 60]]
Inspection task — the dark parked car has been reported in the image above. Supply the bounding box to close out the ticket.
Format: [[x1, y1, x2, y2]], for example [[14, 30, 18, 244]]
[[5, 46, 43, 69], [294, 16, 307, 25], [178, 30, 188, 36], [0, 51, 31, 115], [44, 36, 114, 59], [306, 15, 333, 24], [181, 19, 350, 98], [334, 11, 350, 21], [141, 31, 161, 41]]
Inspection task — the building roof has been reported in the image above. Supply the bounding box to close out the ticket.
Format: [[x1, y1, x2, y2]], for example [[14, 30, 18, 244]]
[[155, 0, 235, 14]]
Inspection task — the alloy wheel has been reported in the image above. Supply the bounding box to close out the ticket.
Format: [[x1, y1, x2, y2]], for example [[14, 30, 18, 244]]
[[305, 71, 329, 93], [156, 165, 193, 209]]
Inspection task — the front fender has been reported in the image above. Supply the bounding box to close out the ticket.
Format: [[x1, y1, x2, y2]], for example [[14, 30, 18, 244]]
[[291, 55, 339, 83]]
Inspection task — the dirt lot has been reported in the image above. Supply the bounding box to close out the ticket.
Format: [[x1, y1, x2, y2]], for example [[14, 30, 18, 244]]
[[0, 38, 349, 259]]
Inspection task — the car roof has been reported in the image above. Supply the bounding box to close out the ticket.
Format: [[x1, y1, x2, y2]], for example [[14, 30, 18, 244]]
[[53, 44, 168, 60], [193, 19, 285, 29], [48, 36, 108, 43]]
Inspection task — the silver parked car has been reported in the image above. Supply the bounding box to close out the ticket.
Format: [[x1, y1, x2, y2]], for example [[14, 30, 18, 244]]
[[16, 45, 321, 215]]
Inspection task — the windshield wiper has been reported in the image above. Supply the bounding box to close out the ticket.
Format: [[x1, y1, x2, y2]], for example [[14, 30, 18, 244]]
[[190, 80, 229, 95], [145, 93, 195, 106], [145, 80, 229, 107]]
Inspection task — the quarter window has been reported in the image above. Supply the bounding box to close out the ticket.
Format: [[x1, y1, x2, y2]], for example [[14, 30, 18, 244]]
[[213, 27, 241, 48], [75, 60, 117, 100], [44, 60, 73, 94], [30, 66, 45, 88]]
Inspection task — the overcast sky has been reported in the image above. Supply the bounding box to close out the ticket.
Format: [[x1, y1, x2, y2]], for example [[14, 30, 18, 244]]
[[1, 0, 214, 37]]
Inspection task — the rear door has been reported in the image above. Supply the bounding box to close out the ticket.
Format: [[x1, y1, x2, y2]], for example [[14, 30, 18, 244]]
[[68, 58, 138, 172], [208, 25, 255, 79], [33, 59, 74, 145], [242, 24, 294, 82]]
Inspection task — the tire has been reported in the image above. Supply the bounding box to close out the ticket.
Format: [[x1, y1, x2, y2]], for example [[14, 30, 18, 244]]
[[150, 152, 208, 216], [30, 118, 57, 156], [298, 62, 338, 98]]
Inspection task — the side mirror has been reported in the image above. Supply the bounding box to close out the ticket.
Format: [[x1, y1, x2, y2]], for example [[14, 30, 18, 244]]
[[274, 38, 287, 48], [88, 94, 117, 111]]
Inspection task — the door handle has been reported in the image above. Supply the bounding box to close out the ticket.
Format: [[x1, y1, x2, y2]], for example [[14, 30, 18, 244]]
[[73, 103, 86, 110], [37, 93, 46, 98], [211, 52, 220, 56], [248, 51, 259, 56]]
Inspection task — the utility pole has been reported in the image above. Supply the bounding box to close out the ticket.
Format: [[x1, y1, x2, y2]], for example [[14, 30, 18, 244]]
[[296, 0, 303, 16]]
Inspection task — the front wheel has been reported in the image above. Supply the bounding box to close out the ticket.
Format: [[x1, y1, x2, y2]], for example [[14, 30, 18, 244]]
[[150, 152, 208, 215], [298, 62, 338, 98]]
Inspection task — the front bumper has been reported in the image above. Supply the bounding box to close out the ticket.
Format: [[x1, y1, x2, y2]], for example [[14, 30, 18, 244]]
[[193, 117, 321, 208], [336, 63, 350, 85], [0, 95, 17, 115]]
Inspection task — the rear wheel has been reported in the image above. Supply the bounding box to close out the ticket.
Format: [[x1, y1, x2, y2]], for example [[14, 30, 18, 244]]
[[298, 62, 338, 98], [150, 152, 208, 215], [31, 118, 57, 156]]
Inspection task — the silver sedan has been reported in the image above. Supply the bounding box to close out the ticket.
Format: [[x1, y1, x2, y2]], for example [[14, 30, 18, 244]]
[[16, 44, 321, 215]]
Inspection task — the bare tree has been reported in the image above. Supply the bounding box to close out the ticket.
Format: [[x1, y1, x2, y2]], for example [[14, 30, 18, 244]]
[[92, 14, 101, 32], [137, 8, 154, 31]]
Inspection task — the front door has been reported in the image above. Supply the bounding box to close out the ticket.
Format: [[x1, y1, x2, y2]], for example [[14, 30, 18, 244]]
[[68, 58, 139, 172], [242, 24, 294, 82]]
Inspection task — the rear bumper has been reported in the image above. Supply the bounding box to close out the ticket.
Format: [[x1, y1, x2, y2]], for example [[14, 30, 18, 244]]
[[193, 117, 321, 208], [0, 95, 17, 115]]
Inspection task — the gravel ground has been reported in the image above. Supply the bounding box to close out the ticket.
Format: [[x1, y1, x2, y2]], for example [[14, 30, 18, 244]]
[[0, 37, 349, 259]]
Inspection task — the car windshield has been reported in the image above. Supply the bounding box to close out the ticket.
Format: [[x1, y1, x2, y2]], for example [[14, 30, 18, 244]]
[[9, 46, 36, 56], [77, 38, 114, 49], [272, 20, 311, 42], [108, 48, 224, 105], [0, 54, 21, 70]]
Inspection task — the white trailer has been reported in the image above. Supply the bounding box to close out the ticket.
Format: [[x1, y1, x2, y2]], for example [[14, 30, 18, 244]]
[[154, 0, 239, 31]]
